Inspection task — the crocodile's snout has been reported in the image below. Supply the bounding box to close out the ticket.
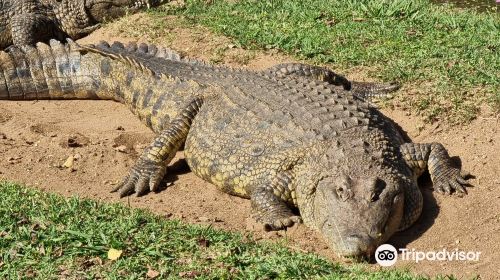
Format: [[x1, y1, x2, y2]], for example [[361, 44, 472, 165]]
[[319, 217, 382, 258], [339, 234, 377, 258]]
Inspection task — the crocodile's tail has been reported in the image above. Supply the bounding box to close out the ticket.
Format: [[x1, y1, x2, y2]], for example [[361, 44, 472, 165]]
[[90, 40, 207, 66], [0, 40, 105, 101]]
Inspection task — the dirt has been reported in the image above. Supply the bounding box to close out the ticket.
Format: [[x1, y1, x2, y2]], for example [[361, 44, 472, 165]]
[[1, 14, 499, 280]]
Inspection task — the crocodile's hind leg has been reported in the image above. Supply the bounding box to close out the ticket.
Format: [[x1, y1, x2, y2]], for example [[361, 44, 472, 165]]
[[113, 97, 204, 197], [10, 14, 59, 46], [400, 143, 471, 195], [348, 81, 401, 101], [65, 24, 101, 39], [251, 171, 302, 231], [264, 63, 400, 101], [265, 63, 352, 88]]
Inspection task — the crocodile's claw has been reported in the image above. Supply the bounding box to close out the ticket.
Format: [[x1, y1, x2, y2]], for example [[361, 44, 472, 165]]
[[112, 155, 167, 197], [434, 168, 471, 197], [262, 215, 303, 231]]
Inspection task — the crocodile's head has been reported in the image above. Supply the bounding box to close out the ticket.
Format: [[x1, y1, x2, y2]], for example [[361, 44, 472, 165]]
[[85, 0, 166, 22], [297, 139, 408, 258]]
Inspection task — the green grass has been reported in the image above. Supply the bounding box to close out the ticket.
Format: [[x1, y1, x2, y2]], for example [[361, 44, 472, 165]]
[[148, 0, 499, 123], [0, 181, 440, 279]]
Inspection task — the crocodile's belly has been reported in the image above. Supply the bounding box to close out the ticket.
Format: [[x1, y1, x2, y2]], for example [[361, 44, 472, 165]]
[[184, 100, 293, 198]]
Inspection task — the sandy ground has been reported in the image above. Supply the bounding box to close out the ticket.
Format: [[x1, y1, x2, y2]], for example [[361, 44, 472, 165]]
[[1, 15, 499, 279]]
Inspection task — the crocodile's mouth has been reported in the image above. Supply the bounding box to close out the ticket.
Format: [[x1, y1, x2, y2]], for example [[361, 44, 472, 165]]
[[87, 0, 151, 10], [86, 0, 162, 22], [86, 0, 167, 12], [128, 0, 154, 10]]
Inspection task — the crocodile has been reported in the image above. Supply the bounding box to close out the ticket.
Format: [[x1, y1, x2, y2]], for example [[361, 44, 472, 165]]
[[0, 0, 166, 49], [0, 40, 470, 258]]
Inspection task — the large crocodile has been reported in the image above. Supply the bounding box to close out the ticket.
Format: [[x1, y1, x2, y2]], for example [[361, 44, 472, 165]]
[[0, 0, 165, 49], [0, 40, 470, 258]]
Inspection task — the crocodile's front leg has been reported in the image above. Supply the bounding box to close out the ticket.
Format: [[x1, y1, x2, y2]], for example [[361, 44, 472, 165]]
[[113, 97, 204, 197], [400, 143, 470, 195], [250, 171, 302, 231], [397, 142, 470, 230]]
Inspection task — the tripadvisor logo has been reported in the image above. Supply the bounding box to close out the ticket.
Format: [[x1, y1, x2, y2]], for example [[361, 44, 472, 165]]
[[375, 244, 481, 266], [375, 244, 398, 266]]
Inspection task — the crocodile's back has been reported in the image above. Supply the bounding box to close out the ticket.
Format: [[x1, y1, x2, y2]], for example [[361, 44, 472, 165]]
[[0, 40, 410, 199], [105, 43, 410, 196], [91, 42, 403, 143], [88, 43, 409, 196]]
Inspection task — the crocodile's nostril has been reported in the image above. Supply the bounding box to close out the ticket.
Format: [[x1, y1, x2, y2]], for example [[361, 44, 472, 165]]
[[339, 234, 376, 257], [345, 237, 365, 255]]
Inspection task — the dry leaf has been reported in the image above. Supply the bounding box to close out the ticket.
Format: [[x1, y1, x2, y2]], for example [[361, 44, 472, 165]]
[[62, 156, 74, 168], [114, 145, 128, 153], [107, 248, 122, 260], [146, 268, 160, 279], [38, 245, 46, 256]]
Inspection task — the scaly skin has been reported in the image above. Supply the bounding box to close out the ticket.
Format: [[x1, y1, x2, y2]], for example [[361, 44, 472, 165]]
[[0, 40, 471, 258], [102, 42, 401, 102], [0, 0, 166, 49], [264, 63, 401, 101]]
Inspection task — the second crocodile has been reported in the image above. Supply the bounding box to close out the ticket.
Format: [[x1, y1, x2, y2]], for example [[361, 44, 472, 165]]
[[0, 0, 165, 49]]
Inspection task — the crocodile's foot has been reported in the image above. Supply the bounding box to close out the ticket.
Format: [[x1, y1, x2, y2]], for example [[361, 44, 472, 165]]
[[434, 167, 471, 196], [79, 24, 101, 35], [264, 215, 302, 231], [255, 213, 302, 231], [250, 185, 303, 231], [112, 155, 167, 197]]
